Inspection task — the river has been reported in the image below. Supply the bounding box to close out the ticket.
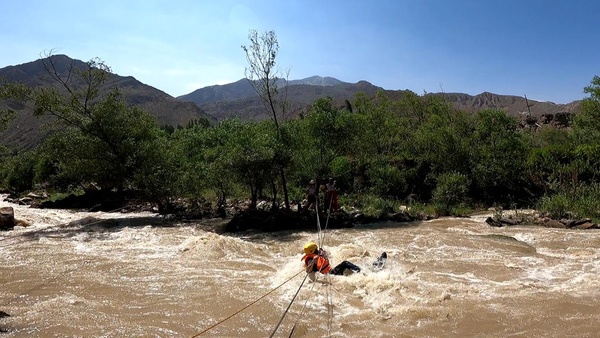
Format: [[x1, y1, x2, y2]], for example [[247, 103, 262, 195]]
[[1, 198, 599, 337]]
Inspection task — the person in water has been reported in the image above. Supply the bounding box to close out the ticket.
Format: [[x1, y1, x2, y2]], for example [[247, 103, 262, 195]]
[[301, 242, 388, 281], [372, 251, 387, 271]]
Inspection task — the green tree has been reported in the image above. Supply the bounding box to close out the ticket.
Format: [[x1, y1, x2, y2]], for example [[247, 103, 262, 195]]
[[173, 122, 232, 212], [351, 91, 410, 195], [0, 150, 37, 192], [217, 119, 278, 209], [304, 97, 358, 176], [432, 172, 471, 214], [573, 76, 600, 146], [470, 109, 528, 202], [570, 75, 600, 185], [1, 54, 172, 209]]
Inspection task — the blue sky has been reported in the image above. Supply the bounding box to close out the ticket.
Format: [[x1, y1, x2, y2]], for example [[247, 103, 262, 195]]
[[1, 0, 599, 103]]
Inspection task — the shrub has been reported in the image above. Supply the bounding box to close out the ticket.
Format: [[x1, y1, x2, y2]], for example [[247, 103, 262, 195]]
[[0, 151, 37, 193], [432, 172, 471, 215], [537, 184, 600, 222]]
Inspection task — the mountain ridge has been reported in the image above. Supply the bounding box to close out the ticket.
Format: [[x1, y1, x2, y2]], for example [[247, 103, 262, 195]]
[[1, 55, 582, 149], [0, 55, 214, 149], [180, 77, 579, 123]]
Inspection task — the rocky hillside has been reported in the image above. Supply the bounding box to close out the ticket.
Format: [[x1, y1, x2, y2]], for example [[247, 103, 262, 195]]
[[177, 75, 347, 107], [0, 55, 215, 150], [178, 76, 580, 123], [1, 55, 583, 150], [182, 79, 383, 121], [438, 91, 580, 117]]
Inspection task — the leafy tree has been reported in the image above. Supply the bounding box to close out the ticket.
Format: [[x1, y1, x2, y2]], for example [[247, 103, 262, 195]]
[[351, 91, 410, 194], [570, 75, 600, 185], [216, 119, 278, 208], [172, 123, 232, 212], [432, 172, 471, 214], [33, 87, 161, 191], [572, 76, 600, 147], [470, 109, 528, 202], [526, 138, 575, 193], [1, 54, 172, 208], [413, 98, 473, 177], [304, 97, 358, 176]]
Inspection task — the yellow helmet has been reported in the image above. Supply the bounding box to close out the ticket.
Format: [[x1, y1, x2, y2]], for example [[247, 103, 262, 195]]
[[303, 242, 318, 255]]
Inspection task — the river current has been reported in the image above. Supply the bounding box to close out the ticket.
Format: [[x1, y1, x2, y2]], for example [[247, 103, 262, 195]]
[[1, 198, 599, 337]]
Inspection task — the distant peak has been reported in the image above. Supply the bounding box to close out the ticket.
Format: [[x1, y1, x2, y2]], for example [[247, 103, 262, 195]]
[[287, 76, 344, 86]]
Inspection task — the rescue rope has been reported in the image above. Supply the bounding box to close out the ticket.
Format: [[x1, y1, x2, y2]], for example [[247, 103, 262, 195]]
[[321, 191, 335, 337], [285, 271, 322, 338], [315, 198, 324, 247], [327, 275, 334, 336], [191, 269, 305, 337], [282, 189, 336, 338], [269, 272, 310, 337], [320, 194, 334, 248]]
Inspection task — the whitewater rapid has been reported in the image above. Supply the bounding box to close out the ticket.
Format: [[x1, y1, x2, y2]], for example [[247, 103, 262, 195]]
[[1, 199, 600, 337]]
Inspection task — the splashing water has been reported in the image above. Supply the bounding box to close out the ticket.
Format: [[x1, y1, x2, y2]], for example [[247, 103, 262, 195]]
[[1, 199, 600, 337]]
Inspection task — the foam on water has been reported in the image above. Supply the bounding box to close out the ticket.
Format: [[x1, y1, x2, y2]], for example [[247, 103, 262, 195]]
[[4, 198, 600, 337]]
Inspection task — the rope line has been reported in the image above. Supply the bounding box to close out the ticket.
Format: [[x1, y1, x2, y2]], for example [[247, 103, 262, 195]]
[[283, 188, 336, 338], [284, 261, 322, 337], [325, 273, 334, 337], [321, 191, 335, 337], [190, 269, 304, 338], [269, 272, 310, 338]]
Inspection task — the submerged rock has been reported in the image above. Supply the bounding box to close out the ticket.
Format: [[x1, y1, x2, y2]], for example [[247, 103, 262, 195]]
[[0, 207, 15, 231], [225, 209, 354, 232]]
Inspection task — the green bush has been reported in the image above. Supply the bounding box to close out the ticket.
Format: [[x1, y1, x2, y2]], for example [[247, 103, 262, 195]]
[[432, 172, 471, 215], [365, 163, 406, 197], [0, 151, 37, 193], [537, 184, 600, 222], [339, 193, 402, 219]]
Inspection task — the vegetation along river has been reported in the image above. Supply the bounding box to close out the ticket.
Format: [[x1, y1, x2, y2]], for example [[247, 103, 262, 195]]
[[1, 198, 599, 337]]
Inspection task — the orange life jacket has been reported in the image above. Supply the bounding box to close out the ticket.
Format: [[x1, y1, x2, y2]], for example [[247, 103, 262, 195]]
[[301, 253, 331, 274]]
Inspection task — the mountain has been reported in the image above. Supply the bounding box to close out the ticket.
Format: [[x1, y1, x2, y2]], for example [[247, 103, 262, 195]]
[[0, 55, 215, 149], [1, 55, 583, 150], [287, 76, 344, 86], [180, 78, 384, 121], [177, 78, 255, 106], [436, 91, 580, 117], [180, 77, 580, 123], [176, 75, 346, 107]]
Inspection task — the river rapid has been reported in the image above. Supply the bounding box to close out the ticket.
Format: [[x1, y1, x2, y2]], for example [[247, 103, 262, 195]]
[[1, 198, 600, 338]]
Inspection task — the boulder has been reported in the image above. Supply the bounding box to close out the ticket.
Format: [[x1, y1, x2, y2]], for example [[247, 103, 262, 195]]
[[544, 219, 566, 228], [485, 217, 504, 227], [0, 207, 15, 231], [572, 222, 598, 230]]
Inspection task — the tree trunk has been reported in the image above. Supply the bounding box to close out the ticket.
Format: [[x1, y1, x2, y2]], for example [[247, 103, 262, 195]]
[[280, 167, 290, 210]]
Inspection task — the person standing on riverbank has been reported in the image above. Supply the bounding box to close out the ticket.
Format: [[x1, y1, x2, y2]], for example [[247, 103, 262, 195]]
[[324, 178, 338, 212], [305, 180, 317, 211]]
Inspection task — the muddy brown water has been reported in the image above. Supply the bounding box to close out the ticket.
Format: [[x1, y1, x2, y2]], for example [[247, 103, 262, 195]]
[[1, 199, 599, 337]]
